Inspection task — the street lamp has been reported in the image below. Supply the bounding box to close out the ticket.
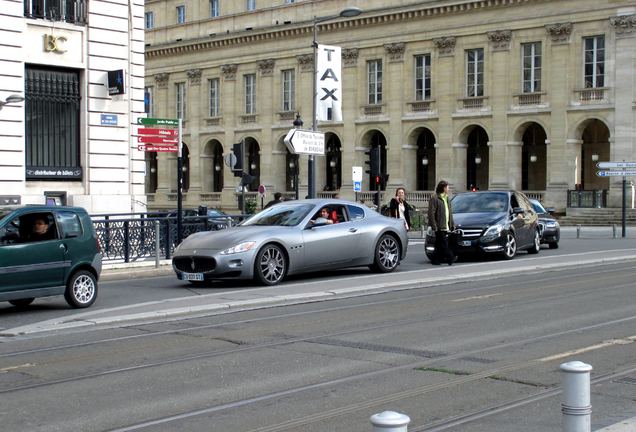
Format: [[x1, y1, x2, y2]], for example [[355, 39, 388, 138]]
[[0, 94, 25, 111], [309, 6, 362, 199]]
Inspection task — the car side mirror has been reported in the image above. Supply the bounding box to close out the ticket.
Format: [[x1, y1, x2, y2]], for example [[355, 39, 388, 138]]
[[546, 207, 556, 214]]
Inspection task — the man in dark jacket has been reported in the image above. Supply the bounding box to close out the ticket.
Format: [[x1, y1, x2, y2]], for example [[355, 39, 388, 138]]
[[264, 192, 284, 208], [428, 180, 455, 265]]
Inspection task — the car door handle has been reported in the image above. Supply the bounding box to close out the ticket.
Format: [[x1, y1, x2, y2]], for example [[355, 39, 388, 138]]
[[349, 228, 358, 233]]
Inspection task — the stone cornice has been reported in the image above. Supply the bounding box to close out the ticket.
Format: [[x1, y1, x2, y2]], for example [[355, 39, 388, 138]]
[[146, 0, 539, 58]]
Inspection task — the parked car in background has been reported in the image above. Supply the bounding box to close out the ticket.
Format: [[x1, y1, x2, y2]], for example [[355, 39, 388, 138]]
[[166, 208, 231, 230], [172, 199, 408, 286], [0, 205, 101, 308], [426, 190, 541, 261], [530, 199, 560, 249]]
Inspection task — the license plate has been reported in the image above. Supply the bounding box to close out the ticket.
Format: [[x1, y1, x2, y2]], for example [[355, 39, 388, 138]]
[[182, 272, 204, 281], [460, 240, 471, 247]]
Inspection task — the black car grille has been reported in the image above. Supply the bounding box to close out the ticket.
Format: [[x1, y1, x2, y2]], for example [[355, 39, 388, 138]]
[[173, 256, 216, 273], [456, 228, 483, 239]]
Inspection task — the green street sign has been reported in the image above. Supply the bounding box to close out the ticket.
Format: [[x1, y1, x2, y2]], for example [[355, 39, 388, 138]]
[[137, 117, 179, 127]]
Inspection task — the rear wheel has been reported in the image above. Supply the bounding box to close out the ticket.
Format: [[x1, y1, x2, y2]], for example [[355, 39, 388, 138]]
[[64, 270, 97, 308], [527, 230, 540, 254], [502, 232, 517, 260], [371, 234, 400, 273], [8, 298, 35, 308], [254, 244, 287, 286]]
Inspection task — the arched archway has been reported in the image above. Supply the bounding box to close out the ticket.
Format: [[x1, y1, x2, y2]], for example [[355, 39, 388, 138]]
[[521, 123, 547, 191], [202, 140, 224, 193], [464, 126, 489, 190], [580, 119, 610, 191], [415, 128, 436, 191], [325, 133, 342, 191]]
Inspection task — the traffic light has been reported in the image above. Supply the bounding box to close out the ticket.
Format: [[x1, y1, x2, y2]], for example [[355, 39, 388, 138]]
[[365, 146, 380, 177], [232, 142, 244, 177], [381, 173, 390, 190]]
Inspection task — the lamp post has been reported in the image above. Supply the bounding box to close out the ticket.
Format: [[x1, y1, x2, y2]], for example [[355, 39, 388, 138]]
[[0, 94, 25, 111], [310, 6, 362, 199]]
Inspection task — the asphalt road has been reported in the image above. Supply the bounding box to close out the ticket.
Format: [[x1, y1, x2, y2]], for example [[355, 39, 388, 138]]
[[0, 231, 634, 332], [0, 257, 634, 431]]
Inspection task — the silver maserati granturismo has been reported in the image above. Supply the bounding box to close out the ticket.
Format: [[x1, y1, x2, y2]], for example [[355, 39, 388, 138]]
[[172, 199, 408, 286]]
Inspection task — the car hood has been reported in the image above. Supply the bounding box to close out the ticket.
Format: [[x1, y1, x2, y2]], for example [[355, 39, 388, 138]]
[[178, 225, 291, 251], [537, 213, 557, 223], [453, 212, 507, 228]]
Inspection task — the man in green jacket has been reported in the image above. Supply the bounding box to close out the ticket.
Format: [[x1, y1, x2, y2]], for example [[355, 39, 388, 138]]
[[428, 180, 456, 265]]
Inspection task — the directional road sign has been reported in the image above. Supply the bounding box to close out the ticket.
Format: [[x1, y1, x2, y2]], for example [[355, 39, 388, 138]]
[[137, 144, 178, 153], [597, 170, 636, 177], [596, 161, 636, 169], [137, 117, 179, 127], [137, 135, 178, 145], [138, 127, 179, 137], [284, 129, 325, 155]]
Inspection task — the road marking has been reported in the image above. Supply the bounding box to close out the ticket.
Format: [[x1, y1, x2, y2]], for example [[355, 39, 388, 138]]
[[538, 335, 636, 362], [0, 363, 36, 373], [452, 293, 503, 302]]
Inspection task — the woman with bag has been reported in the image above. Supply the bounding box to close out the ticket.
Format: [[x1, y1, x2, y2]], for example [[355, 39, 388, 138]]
[[389, 187, 411, 231]]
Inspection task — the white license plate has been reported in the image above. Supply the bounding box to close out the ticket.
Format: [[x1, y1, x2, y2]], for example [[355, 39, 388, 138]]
[[182, 272, 204, 281], [460, 240, 471, 247]]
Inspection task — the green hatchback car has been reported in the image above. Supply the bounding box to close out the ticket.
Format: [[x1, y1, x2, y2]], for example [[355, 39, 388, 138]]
[[0, 205, 102, 308]]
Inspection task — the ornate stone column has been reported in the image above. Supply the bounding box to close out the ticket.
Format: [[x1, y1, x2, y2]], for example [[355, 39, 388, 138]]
[[434, 37, 458, 187], [384, 43, 406, 191], [186, 68, 203, 196]]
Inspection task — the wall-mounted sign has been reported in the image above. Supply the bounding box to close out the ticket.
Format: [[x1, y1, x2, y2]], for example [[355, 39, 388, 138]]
[[107, 70, 125, 96], [43, 34, 67, 54], [26, 166, 83, 180], [101, 114, 118, 125]]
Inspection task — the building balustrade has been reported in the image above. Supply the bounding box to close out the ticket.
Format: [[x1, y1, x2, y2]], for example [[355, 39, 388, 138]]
[[458, 96, 488, 110], [205, 117, 221, 126], [363, 104, 383, 115], [408, 100, 435, 112], [573, 88, 608, 104], [278, 111, 295, 121], [199, 192, 221, 202], [514, 92, 544, 106], [240, 114, 257, 123]]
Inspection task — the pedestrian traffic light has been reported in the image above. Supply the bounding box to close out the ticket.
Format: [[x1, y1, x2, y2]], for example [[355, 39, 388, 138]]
[[365, 146, 380, 177], [232, 142, 243, 177]]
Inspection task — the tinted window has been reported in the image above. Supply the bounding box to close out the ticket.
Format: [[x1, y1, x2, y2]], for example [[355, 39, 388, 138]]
[[20, 212, 58, 242], [242, 203, 314, 226], [452, 193, 508, 213], [531, 200, 546, 213], [0, 216, 21, 245], [347, 205, 365, 221], [57, 211, 83, 237]]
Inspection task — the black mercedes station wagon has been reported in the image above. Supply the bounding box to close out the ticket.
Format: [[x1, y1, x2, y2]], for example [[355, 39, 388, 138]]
[[425, 190, 541, 261]]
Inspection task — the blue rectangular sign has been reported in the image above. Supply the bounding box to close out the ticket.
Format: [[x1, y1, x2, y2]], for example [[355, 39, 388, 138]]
[[353, 181, 362, 192], [101, 114, 118, 126]]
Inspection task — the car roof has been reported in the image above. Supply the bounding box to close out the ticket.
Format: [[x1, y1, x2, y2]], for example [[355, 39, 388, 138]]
[[0, 205, 87, 213]]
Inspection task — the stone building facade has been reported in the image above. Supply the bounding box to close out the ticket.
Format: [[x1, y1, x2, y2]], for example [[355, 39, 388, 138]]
[[0, 0, 146, 213], [143, 0, 636, 211]]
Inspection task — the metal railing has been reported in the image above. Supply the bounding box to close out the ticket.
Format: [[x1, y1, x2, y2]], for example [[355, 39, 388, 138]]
[[92, 212, 247, 263], [567, 189, 608, 208]]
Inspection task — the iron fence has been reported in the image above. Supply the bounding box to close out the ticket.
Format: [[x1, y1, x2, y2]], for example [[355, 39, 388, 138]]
[[92, 213, 247, 263]]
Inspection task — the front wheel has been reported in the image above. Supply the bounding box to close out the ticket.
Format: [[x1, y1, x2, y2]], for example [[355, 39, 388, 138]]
[[371, 234, 400, 273], [254, 244, 287, 286], [527, 230, 540, 254], [9, 298, 35, 308], [502, 232, 517, 260], [64, 270, 98, 308]]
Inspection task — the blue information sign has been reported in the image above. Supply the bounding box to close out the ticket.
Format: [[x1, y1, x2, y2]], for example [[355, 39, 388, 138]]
[[101, 114, 118, 126], [353, 181, 362, 192]]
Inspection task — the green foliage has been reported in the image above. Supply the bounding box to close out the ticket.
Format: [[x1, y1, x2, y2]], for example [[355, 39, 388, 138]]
[[245, 198, 258, 214]]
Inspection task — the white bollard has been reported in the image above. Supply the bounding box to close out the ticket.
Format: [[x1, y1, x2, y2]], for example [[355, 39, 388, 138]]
[[576, 225, 581, 238], [370, 411, 410, 432], [560, 361, 593, 432]]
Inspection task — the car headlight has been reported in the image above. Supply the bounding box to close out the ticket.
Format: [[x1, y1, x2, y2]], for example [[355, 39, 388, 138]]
[[220, 241, 257, 255], [545, 221, 559, 228], [482, 224, 504, 240]]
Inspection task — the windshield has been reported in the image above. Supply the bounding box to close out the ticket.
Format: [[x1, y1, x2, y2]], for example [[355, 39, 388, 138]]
[[241, 203, 314, 227], [452, 193, 509, 213], [531, 200, 546, 213]]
